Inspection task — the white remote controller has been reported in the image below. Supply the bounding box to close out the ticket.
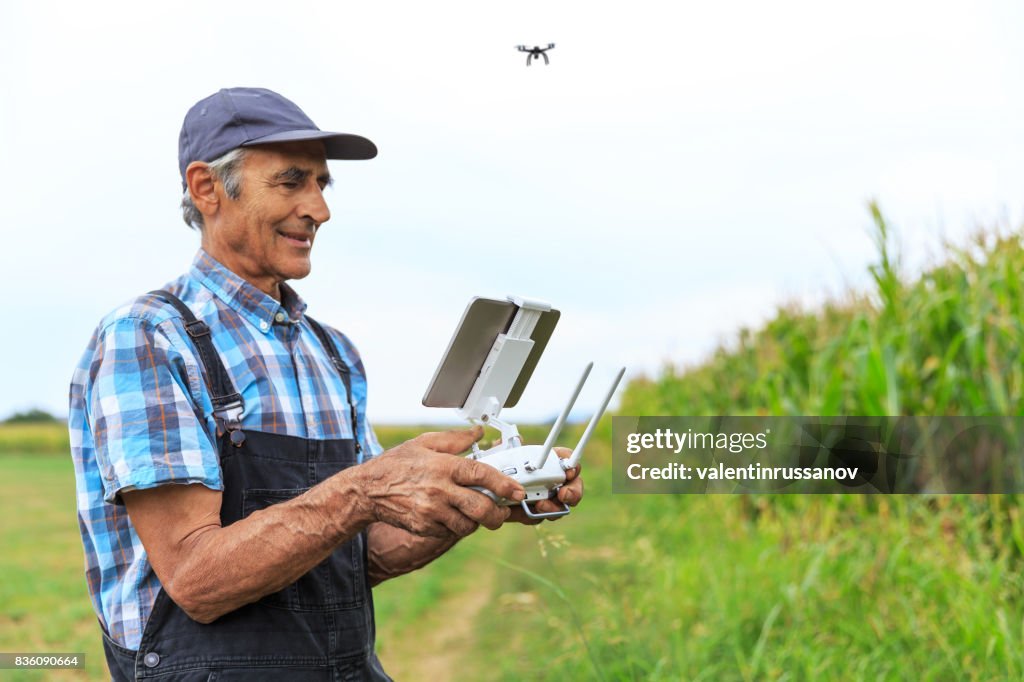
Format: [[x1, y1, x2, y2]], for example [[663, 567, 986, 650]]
[[468, 363, 625, 519], [422, 296, 625, 519]]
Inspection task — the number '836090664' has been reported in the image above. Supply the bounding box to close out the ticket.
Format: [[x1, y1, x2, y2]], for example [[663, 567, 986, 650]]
[[1, 654, 84, 669]]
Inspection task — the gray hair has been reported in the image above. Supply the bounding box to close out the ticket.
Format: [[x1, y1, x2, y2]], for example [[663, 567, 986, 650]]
[[180, 148, 247, 231]]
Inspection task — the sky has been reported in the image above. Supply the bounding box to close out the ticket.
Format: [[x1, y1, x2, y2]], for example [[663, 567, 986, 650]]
[[1, 0, 1023, 425]]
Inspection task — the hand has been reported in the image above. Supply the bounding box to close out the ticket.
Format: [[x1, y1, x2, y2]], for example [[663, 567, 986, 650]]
[[360, 427, 525, 538], [505, 446, 584, 525]]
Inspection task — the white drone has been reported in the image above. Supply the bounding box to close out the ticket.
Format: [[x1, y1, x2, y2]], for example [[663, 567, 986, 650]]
[[423, 296, 625, 519]]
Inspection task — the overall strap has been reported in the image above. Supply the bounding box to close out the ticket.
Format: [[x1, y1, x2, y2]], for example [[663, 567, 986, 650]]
[[148, 290, 244, 429], [305, 315, 362, 455]]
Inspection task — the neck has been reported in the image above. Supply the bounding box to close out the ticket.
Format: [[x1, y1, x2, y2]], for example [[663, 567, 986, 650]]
[[201, 240, 282, 301]]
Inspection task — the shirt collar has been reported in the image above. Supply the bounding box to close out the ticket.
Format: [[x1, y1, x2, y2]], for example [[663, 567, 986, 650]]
[[190, 249, 308, 333]]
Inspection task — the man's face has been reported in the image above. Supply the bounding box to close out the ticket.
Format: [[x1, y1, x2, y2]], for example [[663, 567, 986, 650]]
[[204, 140, 332, 297]]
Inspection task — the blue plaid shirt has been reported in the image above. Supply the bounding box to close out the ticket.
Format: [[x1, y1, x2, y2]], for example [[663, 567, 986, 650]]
[[68, 249, 384, 649]]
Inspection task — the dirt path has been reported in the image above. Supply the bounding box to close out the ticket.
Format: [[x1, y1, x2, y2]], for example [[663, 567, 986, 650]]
[[377, 559, 497, 680]]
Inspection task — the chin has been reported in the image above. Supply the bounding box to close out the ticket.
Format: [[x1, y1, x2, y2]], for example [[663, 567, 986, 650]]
[[281, 259, 313, 281]]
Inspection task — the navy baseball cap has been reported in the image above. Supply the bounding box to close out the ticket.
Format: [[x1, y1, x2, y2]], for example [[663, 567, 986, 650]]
[[178, 87, 377, 190]]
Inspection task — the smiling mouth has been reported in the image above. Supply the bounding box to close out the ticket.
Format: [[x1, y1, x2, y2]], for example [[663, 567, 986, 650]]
[[277, 230, 313, 248]]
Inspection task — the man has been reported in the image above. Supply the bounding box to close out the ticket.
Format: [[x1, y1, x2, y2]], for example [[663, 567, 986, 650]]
[[68, 87, 583, 680]]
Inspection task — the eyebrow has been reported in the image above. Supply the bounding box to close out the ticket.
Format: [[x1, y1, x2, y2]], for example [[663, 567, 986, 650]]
[[274, 166, 334, 187]]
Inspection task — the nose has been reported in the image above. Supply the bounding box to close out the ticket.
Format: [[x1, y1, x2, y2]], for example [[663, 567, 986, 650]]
[[300, 186, 331, 226]]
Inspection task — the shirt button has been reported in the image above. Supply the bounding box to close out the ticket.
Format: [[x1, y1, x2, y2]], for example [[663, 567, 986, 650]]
[[259, 321, 269, 331], [143, 652, 160, 668], [275, 312, 286, 323]]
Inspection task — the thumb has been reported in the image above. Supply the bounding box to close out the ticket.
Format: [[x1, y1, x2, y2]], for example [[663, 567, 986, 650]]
[[414, 426, 484, 455]]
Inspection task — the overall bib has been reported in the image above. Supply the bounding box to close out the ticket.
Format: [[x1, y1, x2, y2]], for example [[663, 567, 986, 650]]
[[102, 290, 391, 681]]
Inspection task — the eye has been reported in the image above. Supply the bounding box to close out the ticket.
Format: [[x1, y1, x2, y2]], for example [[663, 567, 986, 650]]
[[281, 181, 300, 189]]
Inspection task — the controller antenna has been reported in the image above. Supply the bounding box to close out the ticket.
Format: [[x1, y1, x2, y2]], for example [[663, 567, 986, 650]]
[[527, 363, 592, 472], [528, 364, 626, 472], [566, 366, 626, 470]]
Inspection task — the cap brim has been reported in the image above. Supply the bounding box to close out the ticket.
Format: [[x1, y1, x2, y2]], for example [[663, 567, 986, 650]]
[[242, 129, 377, 160]]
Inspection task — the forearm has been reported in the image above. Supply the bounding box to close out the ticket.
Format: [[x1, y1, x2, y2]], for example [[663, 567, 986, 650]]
[[366, 522, 461, 586], [165, 470, 374, 623]]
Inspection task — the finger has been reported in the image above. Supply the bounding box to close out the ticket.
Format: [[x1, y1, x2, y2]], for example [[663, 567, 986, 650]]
[[506, 506, 542, 526], [451, 459, 525, 501], [487, 503, 512, 530], [436, 507, 479, 538], [414, 426, 484, 455], [553, 447, 581, 481], [413, 519, 458, 539], [478, 502, 512, 530], [563, 463, 581, 482], [557, 476, 584, 506], [452, 489, 511, 530], [530, 498, 566, 521]]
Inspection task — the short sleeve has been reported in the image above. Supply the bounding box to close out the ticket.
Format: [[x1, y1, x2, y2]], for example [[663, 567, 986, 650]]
[[364, 423, 385, 458], [87, 317, 222, 504]]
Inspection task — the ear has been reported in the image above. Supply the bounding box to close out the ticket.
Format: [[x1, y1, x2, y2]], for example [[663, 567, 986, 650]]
[[185, 161, 220, 219]]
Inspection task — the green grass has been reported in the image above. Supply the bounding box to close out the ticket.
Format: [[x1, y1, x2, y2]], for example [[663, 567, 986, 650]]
[[461, 447, 1024, 680], [0, 454, 102, 681], [5, 444, 1023, 680]]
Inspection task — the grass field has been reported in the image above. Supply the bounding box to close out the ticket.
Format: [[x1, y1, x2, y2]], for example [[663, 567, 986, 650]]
[[4, 429, 1024, 680], [0, 454, 103, 681]]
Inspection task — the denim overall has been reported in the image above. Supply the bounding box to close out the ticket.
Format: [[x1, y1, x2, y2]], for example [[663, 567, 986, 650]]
[[102, 290, 391, 681]]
